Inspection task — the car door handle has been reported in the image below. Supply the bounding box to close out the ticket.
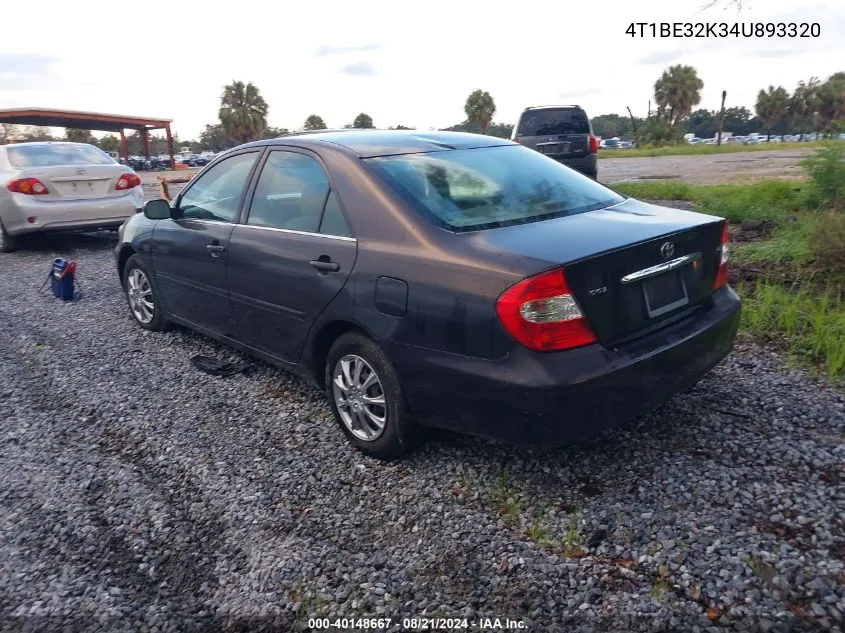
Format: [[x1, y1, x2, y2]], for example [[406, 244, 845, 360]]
[[206, 243, 225, 257], [310, 259, 340, 272]]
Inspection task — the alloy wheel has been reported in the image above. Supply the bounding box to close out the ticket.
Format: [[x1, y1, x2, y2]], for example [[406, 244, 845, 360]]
[[126, 268, 155, 324], [332, 354, 387, 441]]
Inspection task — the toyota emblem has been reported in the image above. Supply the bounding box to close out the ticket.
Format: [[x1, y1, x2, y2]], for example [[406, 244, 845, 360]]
[[660, 242, 675, 259]]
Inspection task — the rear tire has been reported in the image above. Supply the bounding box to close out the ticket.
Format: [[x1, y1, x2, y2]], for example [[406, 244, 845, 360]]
[[0, 221, 18, 253], [325, 332, 425, 460], [123, 255, 170, 331]]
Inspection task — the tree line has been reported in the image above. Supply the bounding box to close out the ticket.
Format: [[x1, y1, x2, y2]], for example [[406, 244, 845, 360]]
[[592, 66, 845, 144], [2, 69, 842, 152]]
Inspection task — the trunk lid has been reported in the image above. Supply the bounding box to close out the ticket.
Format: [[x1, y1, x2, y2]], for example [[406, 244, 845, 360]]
[[468, 198, 726, 346], [22, 164, 133, 201], [5, 143, 135, 201]]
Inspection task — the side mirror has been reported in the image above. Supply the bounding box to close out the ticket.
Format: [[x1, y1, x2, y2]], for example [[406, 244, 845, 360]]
[[144, 199, 172, 220]]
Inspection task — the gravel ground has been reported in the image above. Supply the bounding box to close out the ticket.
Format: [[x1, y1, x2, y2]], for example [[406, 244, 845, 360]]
[[1, 235, 843, 633]]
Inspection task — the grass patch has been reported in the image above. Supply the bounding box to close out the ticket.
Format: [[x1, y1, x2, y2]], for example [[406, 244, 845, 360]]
[[612, 180, 803, 224], [732, 216, 818, 269], [598, 140, 831, 159], [612, 181, 696, 201], [738, 278, 845, 380], [490, 467, 521, 527]]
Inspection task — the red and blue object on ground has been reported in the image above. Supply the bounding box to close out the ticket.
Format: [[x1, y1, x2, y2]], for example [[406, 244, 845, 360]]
[[51, 258, 76, 301]]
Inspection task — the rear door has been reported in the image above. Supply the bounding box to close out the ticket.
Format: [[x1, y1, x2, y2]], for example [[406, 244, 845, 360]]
[[227, 149, 357, 363], [152, 150, 262, 337], [514, 108, 592, 161]]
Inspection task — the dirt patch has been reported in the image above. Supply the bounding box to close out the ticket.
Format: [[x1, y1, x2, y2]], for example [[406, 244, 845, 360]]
[[600, 148, 813, 186], [729, 220, 776, 243]]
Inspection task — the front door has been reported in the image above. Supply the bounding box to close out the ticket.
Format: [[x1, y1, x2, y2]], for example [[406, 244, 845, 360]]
[[152, 150, 261, 337], [227, 149, 358, 362]]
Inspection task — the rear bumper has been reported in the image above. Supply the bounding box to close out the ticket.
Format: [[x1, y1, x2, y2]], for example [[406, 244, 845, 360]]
[[1, 187, 144, 236], [556, 154, 597, 175], [383, 286, 741, 444]]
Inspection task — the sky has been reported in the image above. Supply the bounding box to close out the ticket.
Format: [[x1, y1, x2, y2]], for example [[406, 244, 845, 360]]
[[0, 0, 843, 140]]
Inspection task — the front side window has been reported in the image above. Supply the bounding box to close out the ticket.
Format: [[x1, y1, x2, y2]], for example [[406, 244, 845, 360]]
[[247, 150, 329, 233], [368, 145, 623, 232], [7, 143, 115, 168], [517, 109, 590, 136], [178, 152, 258, 222]]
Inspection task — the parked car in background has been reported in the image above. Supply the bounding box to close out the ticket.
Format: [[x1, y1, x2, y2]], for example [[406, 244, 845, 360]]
[[619, 139, 635, 149], [115, 130, 740, 459], [600, 138, 620, 149], [0, 142, 144, 252], [511, 105, 599, 179]]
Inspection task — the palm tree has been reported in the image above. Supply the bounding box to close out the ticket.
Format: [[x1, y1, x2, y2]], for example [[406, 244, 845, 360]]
[[817, 75, 845, 136], [65, 128, 91, 143], [352, 113, 374, 129], [653, 65, 704, 127], [464, 90, 496, 134], [218, 80, 269, 144], [755, 86, 790, 141], [304, 115, 327, 130], [788, 77, 821, 136]]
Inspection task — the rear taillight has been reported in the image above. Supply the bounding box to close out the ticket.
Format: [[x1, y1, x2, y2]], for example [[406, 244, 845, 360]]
[[116, 173, 142, 190], [496, 268, 597, 352], [589, 135, 598, 154], [714, 221, 729, 290], [7, 177, 48, 195]]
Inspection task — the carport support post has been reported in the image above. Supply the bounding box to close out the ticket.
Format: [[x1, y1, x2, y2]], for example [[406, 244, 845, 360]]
[[119, 129, 128, 161], [142, 129, 151, 160], [165, 123, 175, 169]]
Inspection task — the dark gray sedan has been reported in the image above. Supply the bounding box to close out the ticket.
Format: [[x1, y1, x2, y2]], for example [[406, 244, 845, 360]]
[[115, 130, 740, 459]]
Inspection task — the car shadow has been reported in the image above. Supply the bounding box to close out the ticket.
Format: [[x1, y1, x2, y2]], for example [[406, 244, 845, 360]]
[[13, 230, 119, 253], [411, 366, 744, 501]]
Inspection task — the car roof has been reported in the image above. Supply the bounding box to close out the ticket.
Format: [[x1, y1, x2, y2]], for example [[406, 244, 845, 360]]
[[521, 105, 584, 112], [3, 141, 91, 148], [249, 130, 514, 159]]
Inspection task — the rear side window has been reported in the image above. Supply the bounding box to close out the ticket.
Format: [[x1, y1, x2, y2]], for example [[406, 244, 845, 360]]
[[319, 191, 352, 237], [368, 145, 622, 232], [517, 109, 590, 136], [7, 144, 115, 168]]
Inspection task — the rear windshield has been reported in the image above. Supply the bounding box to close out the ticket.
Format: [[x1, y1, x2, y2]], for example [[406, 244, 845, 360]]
[[6, 144, 115, 168], [517, 109, 590, 136], [367, 145, 623, 232]]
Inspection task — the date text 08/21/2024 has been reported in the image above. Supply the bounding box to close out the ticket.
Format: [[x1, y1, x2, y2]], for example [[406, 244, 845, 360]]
[[307, 617, 527, 630], [625, 21, 820, 38]]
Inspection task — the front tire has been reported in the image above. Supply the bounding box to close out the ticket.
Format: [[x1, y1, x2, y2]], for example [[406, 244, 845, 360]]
[[123, 255, 170, 331], [325, 332, 424, 460], [0, 221, 18, 253]]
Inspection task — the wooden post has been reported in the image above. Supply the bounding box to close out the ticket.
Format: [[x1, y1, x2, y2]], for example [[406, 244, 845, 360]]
[[119, 129, 128, 160], [142, 129, 151, 159], [165, 123, 175, 170], [717, 90, 727, 146], [627, 106, 638, 137], [157, 175, 193, 202]]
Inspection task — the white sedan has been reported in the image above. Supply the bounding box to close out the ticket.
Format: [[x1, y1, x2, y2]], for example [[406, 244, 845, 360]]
[[0, 142, 145, 252]]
